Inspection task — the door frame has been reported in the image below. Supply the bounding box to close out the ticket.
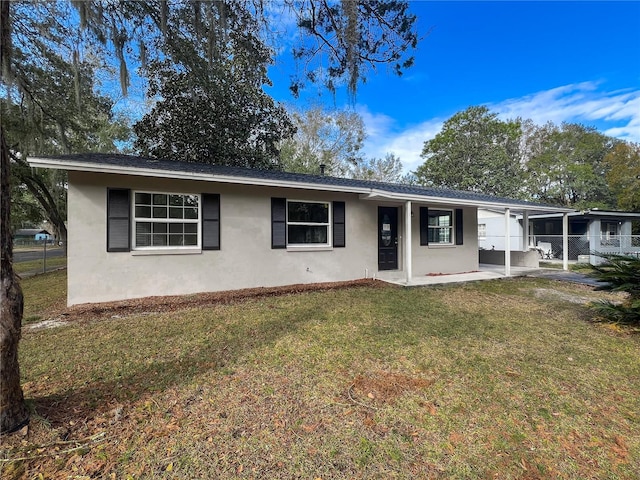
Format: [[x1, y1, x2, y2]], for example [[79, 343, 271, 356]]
[[378, 206, 399, 270]]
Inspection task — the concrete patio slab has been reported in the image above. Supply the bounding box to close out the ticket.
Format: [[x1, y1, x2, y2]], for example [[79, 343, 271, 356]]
[[376, 264, 598, 287]]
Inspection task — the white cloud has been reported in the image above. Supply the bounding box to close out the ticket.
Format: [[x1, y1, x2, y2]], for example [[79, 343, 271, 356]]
[[357, 104, 443, 173], [491, 82, 640, 142], [360, 81, 640, 174]]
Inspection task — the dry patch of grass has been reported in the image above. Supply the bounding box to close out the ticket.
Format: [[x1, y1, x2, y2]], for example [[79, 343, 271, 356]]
[[1, 274, 639, 479]]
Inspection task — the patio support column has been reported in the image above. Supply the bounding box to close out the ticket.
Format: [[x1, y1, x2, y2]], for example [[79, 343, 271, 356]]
[[504, 208, 511, 276], [562, 212, 569, 271], [522, 210, 529, 251], [405, 200, 412, 284]]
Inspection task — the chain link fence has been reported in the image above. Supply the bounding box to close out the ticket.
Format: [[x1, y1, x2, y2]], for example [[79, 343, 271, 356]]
[[480, 234, 640, 261]]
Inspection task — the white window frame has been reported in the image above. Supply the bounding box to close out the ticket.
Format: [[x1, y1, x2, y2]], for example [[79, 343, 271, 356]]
[[478, 223, 487, 239], [600, 220, 620, 247], [286, 199, 332, 248], [428, 209, 454, 245], [132, 191, 202, 251]]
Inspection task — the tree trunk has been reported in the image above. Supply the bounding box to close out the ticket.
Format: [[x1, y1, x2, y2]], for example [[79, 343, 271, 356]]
[[0, 125, 29, 435]]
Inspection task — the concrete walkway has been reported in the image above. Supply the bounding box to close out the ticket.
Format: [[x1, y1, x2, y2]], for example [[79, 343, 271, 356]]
[[522, 268, 603, 287], [376, 264, 601, 287]]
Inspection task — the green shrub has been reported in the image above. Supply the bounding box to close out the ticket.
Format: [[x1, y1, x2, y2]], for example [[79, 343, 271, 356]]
[[588, 253, 640, 325]]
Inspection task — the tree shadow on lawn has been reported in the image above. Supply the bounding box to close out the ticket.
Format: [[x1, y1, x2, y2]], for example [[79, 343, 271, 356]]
[[28, 301, 324, 434], [28, 280, 572, 434]]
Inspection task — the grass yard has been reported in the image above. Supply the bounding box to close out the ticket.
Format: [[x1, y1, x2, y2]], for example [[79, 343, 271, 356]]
[[1, 272, 639, 479]]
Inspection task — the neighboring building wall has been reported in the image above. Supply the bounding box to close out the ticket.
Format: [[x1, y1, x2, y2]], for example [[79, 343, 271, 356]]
[[589, 219, 640, 264], [67, 172, 480, 305], [477, 211, 524, 251]]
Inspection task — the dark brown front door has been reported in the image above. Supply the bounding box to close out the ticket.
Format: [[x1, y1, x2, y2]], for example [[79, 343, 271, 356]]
[[378, 207, 398, 270]]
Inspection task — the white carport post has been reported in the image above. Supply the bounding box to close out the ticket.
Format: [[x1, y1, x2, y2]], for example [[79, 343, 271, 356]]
[[522, 210, 529, 251], [562, 212, 569, 271], [405, 201, 412, 284], [504, 207, 511, 276]]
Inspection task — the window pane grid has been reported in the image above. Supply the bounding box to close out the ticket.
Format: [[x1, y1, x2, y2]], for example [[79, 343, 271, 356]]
[[133, 192, 200, 249], [286, 201, 331, 245], [427, 209, 454, 244]]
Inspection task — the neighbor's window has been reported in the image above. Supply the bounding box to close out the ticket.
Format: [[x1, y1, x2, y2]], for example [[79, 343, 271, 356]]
[[600, 221, 620, 247], [428, 209, 453, 244], [133, 192, 200, 249], [478, 223, 487, 239], [287, 200, 330, 245]]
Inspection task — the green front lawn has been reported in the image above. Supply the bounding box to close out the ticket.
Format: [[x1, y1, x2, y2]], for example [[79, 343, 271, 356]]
[[2, 271, 638, 479]]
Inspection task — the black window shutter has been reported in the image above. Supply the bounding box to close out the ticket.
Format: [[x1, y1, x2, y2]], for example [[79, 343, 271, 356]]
[[271, 197, 286, 249], [107, 188, 130, 252], [202, 193, 220, 250], [419, 207, 429, 245], [333, 201, 346, 248], [455, 208, 464, 245]]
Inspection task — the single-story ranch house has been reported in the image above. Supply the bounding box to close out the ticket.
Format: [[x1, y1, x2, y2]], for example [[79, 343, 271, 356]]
[[29, 154, 573, 306]]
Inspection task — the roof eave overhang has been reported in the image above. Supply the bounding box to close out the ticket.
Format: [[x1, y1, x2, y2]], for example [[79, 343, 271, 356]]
[[28, 157, 367, 194], [28, 157, 573, 214], [359, 191, 573, 214]]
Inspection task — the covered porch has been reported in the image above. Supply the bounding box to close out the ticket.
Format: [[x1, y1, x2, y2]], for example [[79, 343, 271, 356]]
[[359, 193, 574, 284]]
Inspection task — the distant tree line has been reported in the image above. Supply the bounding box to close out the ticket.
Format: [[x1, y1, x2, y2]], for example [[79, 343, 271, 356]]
[[414, 106, 640, 212]]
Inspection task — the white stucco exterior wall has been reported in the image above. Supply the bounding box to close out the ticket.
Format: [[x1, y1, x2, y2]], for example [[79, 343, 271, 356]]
[[66, 172, 481, 305], [409, 205, 479, 275]]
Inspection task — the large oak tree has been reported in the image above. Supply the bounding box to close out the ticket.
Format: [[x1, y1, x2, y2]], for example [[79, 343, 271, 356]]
[[415, 106, 524, 198], [523, 122, 616, 208]]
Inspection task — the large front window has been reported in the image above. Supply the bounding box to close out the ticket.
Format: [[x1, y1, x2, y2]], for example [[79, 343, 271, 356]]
[[428, 209, 453, 244], [133, 192, 200, 249], [287, 200, 330, 245]]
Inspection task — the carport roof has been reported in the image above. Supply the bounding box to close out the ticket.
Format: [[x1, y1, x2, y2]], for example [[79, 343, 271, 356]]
[[29, 153, 574, 214]]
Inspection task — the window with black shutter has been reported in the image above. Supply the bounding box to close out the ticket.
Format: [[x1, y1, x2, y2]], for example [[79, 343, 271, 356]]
[[107, 188, 131, 252], [202, 193, 220, 250], [420, 207, 429, 246], [333, 201, 345, 248], [420, 207, 462, 246], [272, 198, 345, 249], [455, 208, 464, 245], [271, 197, 287, 248]]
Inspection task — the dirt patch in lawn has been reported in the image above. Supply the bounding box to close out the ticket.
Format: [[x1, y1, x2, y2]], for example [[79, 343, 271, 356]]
[[349, 371, 434, 407]]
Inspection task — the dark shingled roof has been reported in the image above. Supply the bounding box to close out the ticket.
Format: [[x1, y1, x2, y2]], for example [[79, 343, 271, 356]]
[[31, 153, 570, 211]]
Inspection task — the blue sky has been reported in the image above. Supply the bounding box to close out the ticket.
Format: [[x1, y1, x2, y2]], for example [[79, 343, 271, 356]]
[[266, 1, 640, 173]]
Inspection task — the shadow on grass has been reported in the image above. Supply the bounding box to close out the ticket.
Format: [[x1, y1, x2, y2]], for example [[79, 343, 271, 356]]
[[29, 301, 329, 429], [27, 279, 600, 431]]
